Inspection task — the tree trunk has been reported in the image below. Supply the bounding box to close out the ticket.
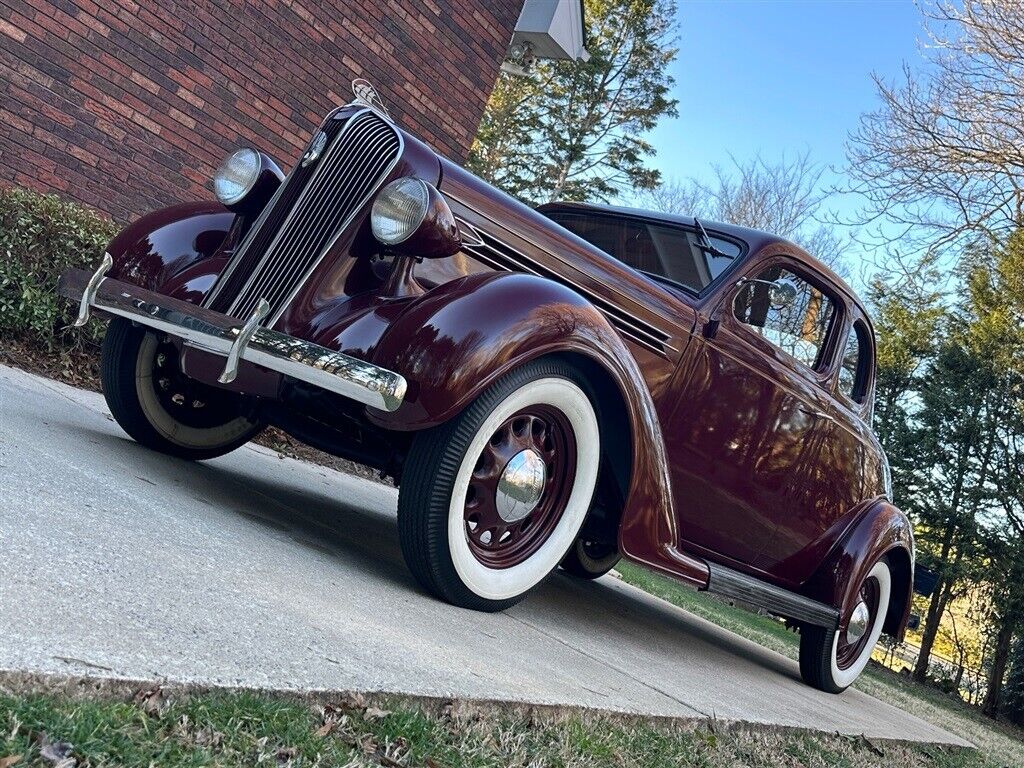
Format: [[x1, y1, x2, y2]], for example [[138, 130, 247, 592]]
[[548, 160, 572, 201], [1005, 637, 1024, 726], [913, 576, 954, 681], [983, 619, 1015, 717]]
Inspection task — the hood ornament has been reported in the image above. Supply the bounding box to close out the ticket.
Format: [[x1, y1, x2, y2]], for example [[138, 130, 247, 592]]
[[351, 78, 391, 118], [301, 130, 327, 167]]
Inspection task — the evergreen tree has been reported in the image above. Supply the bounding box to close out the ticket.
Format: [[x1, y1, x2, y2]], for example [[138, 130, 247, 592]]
[[1003, 636, 1024, 725], [467, 0, 678, 203]]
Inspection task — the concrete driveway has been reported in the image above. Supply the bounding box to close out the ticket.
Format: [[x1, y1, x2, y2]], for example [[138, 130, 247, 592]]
[[0, 364, 965, 745]]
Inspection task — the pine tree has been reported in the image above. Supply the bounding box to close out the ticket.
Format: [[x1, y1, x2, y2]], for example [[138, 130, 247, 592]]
[[467, 0, 678, 203]]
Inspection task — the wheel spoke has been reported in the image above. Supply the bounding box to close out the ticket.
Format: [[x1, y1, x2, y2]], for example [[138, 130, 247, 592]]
[[461, 404, 579, 569]]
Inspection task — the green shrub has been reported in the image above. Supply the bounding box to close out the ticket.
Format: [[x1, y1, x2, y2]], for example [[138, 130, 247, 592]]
[[0, 186, 119, 351]]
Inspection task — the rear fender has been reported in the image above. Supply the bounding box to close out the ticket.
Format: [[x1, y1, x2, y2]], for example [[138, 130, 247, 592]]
[[368, 271, 692, 579], [802, 498, 915, 639], [106, 201, 236, 304]]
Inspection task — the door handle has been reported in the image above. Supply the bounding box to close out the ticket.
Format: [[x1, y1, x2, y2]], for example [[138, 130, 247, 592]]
[[798, 406, 837, 425]]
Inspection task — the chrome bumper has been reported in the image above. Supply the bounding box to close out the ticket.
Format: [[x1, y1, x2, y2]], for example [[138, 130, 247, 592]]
[[57, 256, 408, 412]]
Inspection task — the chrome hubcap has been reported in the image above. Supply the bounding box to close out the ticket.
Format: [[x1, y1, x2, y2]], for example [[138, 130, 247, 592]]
[[847, 600, 870, 644], [495, 449, 546, 523]]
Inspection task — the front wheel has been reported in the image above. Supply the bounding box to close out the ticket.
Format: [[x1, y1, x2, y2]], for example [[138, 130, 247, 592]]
[[101, 318, 263, 460], [397, 359, 601, 612], [799, 559, 891, 693]]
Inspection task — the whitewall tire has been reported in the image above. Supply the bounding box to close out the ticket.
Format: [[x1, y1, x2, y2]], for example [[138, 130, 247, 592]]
[[101, 318, 262, 460], [800, 559, 891, 693], [397, 358, 600, 612]]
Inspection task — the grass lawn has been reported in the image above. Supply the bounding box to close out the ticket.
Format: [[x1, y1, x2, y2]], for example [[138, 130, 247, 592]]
[[615, 562, 1024, 768], [0, 685, 989, 768]]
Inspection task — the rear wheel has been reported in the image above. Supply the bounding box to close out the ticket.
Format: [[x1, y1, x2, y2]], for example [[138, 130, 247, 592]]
[[799, 559, 891, 693], [101, 317, 262, 460], [560, 536, 620, 579], [397, 359, 601, 612]]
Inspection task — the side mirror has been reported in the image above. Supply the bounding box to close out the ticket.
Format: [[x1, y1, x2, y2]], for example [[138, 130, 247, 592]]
[[768, 278, 799, 308], [733, 277, 799, 314]]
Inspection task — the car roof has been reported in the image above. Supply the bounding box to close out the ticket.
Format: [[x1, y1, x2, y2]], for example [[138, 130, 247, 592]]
[[537, 200, 865, 313]]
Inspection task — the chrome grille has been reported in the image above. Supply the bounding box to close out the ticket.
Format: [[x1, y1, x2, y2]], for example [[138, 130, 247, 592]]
[[206, 109, 402, 321]]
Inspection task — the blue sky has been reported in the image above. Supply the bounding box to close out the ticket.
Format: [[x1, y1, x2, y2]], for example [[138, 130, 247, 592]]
[[646, 0, 928, 233]]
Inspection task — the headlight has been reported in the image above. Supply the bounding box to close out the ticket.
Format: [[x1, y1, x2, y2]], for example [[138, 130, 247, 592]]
[[371, 177, 430, 245], [213, 148, 261, 205]]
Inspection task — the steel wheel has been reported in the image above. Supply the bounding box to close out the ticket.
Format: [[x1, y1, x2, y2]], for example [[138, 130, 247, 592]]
[[397, 358, 601, 612], [101, 317, 262, 460], [835, 575, 881, 671], [463, 406, 575, 569], [799, 559, 891, 693]]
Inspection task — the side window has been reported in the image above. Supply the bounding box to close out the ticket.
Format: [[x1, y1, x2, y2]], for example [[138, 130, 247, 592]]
[[838, 322, 870, 403], [733, 266, 836, 370]]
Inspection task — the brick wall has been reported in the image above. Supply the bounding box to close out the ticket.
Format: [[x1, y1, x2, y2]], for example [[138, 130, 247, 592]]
[[0, 0, 520, 222]]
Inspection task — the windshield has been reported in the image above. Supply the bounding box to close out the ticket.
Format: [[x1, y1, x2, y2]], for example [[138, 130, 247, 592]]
[[544, 211, 743, 294]]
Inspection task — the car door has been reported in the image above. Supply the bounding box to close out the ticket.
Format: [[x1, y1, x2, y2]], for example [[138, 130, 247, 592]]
[[666, 258, 840, 574], [770, 313, 881, 582]]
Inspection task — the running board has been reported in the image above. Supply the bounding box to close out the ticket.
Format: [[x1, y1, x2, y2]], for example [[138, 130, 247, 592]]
[[703, 563, 839, 629]]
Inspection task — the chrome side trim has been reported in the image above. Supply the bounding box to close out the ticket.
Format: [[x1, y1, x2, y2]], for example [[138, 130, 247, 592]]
[[58, 268, 407, 413], [73, 252, 113, 327], [704, 562, 840, 629], [448, 191, 684, 328], [218, 298, 270, 384]]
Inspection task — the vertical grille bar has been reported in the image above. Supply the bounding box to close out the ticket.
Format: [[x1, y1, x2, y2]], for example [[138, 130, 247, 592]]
[[205, 108, 402, 321]]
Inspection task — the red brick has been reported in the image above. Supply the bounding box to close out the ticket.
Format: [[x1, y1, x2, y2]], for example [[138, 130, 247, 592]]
[[0, 18, 27, 42], [0, 0, 521, 221]]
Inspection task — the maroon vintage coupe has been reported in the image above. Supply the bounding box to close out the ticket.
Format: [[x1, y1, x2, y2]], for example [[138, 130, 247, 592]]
[[59, 87, 913, 693]]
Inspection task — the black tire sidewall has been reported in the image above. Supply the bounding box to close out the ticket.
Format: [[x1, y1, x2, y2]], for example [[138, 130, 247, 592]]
[[560, 537, 620, 579]]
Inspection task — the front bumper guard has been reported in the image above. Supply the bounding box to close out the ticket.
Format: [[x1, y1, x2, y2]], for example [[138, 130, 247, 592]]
[[57, 256, 408, 412]]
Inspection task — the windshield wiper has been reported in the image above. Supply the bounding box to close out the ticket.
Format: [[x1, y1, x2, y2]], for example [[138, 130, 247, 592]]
[[693, 218, 736, 260]]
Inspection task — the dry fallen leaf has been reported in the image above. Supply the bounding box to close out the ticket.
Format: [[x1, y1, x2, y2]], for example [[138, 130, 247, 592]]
[[363, 706, 391, 721], [133, 687, 166, 716], [0, 755, 23, 768], [194, 727, 223, 748], [314, 720, 336, 739], [358, 734, 378, 755]]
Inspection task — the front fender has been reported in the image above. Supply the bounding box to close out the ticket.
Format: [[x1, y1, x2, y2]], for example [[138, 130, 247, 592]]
[[368, 271, 697, 581], [802, 498, 915, 639], [106, 201, 236, 304], [369, 272, 628, 429]]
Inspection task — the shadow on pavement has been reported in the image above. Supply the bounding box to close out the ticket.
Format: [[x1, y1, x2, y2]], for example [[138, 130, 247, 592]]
[[65, 419, 801, 686]]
